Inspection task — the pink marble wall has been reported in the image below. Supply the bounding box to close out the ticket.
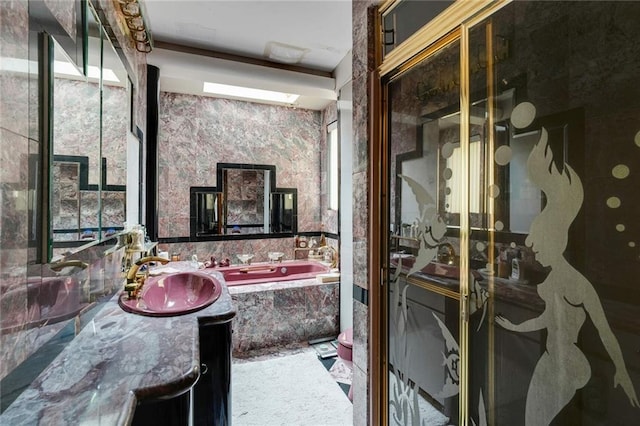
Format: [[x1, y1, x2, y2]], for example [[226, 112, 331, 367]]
[[0, 0, 34, 380], [44, 0, 76, 40], [102, 85, 129, 185], [157, 92, 324, 239], [351, 2, 378, 425], [0, 0, 147, 382]]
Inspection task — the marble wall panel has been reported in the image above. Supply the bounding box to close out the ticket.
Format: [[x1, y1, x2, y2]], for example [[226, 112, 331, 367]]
[[352, 363, 369, 426], [0, 0, 30, 140], [79, 191, 99, 229], [230, 282, 339, 357], [102, 85, 128, 186], [54, 79, 101, 184], [304, 282, 339, 337], [351, 1, 378, 425], [101, 191, 126, 229], [231, 290, 276, 354], [0, 132, 30, 254], [157, 92, 322, 238], [44, 0, 76, 40], [0, 67, 30, 138], [0, 0, 31, 383], [158, 237, 304, 265]]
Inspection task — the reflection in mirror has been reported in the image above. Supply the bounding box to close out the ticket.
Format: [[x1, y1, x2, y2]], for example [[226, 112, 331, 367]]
[[194, 191, 222, 236], [50, 5, 129, 260], [100, 20, 128, 240], [270, 191, 297, 233], [442, 135, 482, 216], [224, 168, 269, 234], [397, 87, 520, 235], [508, 129, 541, 233], [51, 24, 101, 255]]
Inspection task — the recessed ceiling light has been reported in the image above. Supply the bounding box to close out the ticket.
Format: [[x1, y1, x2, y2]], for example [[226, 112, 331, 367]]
[[203, 82, 299, 105]]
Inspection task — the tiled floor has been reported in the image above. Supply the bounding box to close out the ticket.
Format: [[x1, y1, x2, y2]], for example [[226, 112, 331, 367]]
[[308, 339, 354, 400], [232, 346, 353, 425]]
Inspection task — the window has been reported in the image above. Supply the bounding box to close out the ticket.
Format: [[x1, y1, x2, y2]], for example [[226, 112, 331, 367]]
[[327, 122, 339, 210]]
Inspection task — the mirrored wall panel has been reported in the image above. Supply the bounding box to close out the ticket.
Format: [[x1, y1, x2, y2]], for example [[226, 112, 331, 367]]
[[49, 4, 129, 260]]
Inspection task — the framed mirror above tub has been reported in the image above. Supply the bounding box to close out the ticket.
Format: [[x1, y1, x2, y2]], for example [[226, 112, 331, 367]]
[[190, 163, 297, 240]]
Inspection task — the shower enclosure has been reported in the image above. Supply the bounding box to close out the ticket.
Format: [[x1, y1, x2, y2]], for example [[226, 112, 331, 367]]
[[375, 1, 640, 424]]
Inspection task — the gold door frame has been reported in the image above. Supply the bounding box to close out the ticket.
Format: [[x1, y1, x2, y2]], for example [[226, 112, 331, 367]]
[[370, 1, 512, 425]]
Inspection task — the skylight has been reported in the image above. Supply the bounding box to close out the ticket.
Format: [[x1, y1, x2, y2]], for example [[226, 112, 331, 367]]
[[203, 82, 299, 105]]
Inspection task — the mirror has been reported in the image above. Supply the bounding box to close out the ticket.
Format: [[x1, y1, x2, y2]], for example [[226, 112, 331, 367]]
[[192, 190, 222, 236], [396, 85, 525, 237], [49, 3, 129, 260], [51, 16, 101, 253], [190, 163, 297, 239], [223, 167, 271, 234], [99, 21, 128, 240], [270, 191, 296, 233]]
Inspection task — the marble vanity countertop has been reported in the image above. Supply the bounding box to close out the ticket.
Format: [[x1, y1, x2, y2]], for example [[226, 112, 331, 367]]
[[0, 264, 236, 426]]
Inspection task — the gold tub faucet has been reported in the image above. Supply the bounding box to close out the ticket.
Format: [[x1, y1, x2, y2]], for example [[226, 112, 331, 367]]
[[437, 242, 457, 265], [321, 245, 340, 269], [124, 256, 170, 298]]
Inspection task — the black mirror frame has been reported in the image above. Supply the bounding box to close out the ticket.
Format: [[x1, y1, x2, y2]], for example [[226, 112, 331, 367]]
[[189, 163, 298, 241]]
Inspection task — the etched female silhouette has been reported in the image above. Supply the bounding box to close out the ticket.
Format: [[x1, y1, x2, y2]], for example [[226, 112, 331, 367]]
[[495, 130, 639, 425]]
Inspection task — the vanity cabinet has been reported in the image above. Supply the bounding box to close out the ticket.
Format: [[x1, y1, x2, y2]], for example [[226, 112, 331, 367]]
[[193, 321, 233, 426], [132, 392, 192, 426], [130, 320, 233, 426]]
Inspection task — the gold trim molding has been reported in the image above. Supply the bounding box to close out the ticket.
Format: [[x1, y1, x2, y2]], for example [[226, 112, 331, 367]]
[[378, 0, 506, 77]]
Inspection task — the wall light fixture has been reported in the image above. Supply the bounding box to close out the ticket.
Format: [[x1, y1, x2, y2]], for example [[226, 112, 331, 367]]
[[117, 0, 153, 53]]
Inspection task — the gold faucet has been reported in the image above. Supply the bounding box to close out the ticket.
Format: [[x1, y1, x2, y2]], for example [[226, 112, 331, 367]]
[[124, 256, 170, 299], [437, 242, 457, 265], [321, 245, 339, 269]]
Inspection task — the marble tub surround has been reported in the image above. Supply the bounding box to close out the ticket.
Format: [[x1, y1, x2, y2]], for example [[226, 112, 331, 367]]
[[230, 277, 339, 356], [0, 269, 236, 425], [158, 237, 300, 265]]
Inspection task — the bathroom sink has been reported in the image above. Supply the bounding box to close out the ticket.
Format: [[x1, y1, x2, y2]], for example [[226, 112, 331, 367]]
[[118, 272, 222, 317]]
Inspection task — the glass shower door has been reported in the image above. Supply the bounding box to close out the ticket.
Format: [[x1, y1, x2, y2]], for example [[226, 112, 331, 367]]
[[386, 34, 464, 426], [382, 2, 640, 425]]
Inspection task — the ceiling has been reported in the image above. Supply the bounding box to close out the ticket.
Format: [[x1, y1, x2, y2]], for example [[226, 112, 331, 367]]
[[144, 0, 353, 110]]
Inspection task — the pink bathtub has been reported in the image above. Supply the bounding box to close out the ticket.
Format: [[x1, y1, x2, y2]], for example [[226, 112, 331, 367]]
[[217, 260, 331, 286]]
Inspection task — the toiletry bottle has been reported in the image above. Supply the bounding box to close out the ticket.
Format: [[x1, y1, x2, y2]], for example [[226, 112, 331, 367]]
[[319, 224, 326, 247], [497, 247, 510, 278], [511, 250, 522, 281]]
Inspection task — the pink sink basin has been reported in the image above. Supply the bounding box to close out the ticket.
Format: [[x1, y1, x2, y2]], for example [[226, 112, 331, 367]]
[[118, 272, 222, 317]]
